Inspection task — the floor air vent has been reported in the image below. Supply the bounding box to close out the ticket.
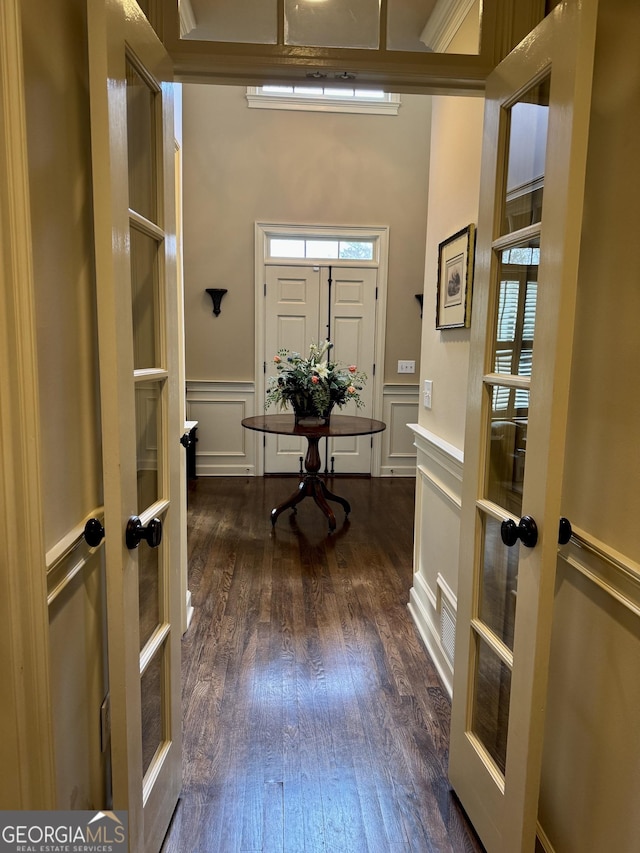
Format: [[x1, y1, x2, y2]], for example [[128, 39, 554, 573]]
[[440, 595, 456, 665]]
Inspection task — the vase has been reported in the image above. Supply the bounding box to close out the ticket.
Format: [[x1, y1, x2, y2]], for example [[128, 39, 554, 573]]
[[292, 399, 334, 426]]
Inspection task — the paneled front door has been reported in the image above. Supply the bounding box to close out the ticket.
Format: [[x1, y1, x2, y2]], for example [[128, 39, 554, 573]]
[[264, 263, 377, 474]]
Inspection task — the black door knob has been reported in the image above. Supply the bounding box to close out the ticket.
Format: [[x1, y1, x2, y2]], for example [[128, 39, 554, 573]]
[[558, 516, 572, 545], [83, 517, 105, 547], [500, 515, 538, 548], [180, 433, 191, 449], [125, 516, 163, 550]]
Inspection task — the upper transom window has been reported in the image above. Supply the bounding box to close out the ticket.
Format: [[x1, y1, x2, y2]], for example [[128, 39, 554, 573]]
[[246, 86, 401, 115], [269, 237, 375, 261]]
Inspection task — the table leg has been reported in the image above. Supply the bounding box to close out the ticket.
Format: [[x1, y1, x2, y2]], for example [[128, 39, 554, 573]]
[[270, 434, 351, 531]]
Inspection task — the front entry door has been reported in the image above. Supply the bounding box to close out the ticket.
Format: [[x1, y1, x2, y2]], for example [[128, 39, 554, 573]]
[[264, 264, 377, 474], [88, 3, 182, 851], [448, 4, 598, 853]]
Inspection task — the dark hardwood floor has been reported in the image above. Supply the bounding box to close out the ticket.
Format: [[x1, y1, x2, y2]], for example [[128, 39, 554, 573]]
[[162, 476, 485, 853]]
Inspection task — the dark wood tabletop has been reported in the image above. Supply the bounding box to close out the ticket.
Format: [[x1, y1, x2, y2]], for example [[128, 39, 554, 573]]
[[241, 413, 386, 438]]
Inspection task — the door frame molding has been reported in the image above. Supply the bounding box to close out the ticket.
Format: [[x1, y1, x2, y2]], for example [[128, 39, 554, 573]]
[[254, 221, 389, 476], [0, 0, 56, 807]]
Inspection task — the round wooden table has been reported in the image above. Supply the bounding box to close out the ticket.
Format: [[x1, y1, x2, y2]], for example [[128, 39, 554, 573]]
[[241, 414, 386, 530]]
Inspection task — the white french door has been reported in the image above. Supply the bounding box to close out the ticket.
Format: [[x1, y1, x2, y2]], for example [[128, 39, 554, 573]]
[[264, 263, 377, 474], [448, 4, 598, 853], [88, 2, 182, 851]]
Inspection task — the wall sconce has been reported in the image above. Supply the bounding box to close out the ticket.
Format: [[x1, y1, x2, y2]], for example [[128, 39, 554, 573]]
[[205, 288, 228, 316], [415, 294, 423, 318]]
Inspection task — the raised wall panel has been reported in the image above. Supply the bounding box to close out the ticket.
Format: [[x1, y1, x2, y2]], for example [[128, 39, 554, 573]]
[[379, 385, 419, 476], [407, 423, 464, 696], [186, 381, 256, 476]]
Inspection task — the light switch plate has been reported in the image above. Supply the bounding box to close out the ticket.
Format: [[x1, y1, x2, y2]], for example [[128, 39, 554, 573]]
[[398, 360, 416, 374], [423, 379, 433, 409]]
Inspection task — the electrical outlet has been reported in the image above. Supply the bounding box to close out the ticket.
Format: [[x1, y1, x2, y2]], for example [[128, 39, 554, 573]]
[[423, 379, 433, 409], [398, 360, 415, 374]]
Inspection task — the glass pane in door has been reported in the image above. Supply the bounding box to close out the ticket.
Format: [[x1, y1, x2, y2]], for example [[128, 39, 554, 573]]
[[471, 636, 512, 774], [126, 59, 157, 223], [487, 386, 529, 515], [141, 647, 164, 777], [135, 380, 163, 510], [501, 78, 549, 235], [139, 541, 160, 650], [479, 514, 519, 650], [494, 241, 539, 378], [130, 225, 160, 370]]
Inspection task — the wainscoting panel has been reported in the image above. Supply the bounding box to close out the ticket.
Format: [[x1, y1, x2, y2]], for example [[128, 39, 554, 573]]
[[379, 384, 419, 477], [407, 424, 464, 696], [536, 530, 640, 853], [186, 381, 256, 476]]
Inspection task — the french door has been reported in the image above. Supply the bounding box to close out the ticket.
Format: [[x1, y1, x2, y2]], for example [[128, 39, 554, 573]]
[[88, 2, 182, 850], [448, 4, 598, 852], [264, 263, 377, 474]]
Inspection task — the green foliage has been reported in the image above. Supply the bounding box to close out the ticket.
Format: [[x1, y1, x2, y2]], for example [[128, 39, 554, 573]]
[[265, 340, 367, 416]]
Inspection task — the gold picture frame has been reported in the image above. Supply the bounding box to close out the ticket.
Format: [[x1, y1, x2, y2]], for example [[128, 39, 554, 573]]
[[436, 224, 475, 329]]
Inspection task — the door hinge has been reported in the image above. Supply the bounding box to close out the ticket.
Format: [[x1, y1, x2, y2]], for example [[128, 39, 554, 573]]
[[372, 363, 376, 376], [375, 286, 378, 300], [264, 282, 267, 296], [264, 361, 266, 374]]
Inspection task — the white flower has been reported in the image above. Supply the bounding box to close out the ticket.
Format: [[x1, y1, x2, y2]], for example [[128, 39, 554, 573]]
[[314, 361, 330, 379]]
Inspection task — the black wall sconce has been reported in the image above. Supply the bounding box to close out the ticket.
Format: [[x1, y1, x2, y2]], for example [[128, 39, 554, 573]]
[[415, 293, 424, 318], [205, 288, 227, 316]]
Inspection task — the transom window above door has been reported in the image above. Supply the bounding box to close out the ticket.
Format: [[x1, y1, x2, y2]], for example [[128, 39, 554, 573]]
[[246, 86, 401, 115], [268, 236, 375, 261]]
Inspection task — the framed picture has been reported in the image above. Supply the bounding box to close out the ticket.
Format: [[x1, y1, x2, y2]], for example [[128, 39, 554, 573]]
[[436, 224, 476, 329]]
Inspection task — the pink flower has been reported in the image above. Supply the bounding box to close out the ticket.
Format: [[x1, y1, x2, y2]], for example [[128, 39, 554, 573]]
[[311, 375, 319, 384], [273, 355, 281, 363], [348, 365, 357, 373], [347, 385, 356, 394]]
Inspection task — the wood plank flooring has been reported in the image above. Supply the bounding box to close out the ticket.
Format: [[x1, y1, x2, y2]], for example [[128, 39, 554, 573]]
[[161, 476, 485, 853]]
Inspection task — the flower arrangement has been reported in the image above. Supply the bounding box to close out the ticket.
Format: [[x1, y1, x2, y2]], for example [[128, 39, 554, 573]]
[[265, 340, 367, 421]]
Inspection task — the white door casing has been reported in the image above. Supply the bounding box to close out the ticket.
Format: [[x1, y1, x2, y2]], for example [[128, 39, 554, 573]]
[[87, 2, 183, 850], [448, 3, 598, 853], [256, 223, 388, 477]]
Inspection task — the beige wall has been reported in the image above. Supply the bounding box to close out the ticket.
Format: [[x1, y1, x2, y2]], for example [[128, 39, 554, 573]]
[[22, 0, 107, 810], [417, 0, 483, 452], [417, 94, 483, 451], [561, 0, 640, 563], [182, 85, 431, 383]]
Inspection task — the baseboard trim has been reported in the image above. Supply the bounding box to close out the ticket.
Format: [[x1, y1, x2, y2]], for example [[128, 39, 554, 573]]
[[408, 584, 454, 698]]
